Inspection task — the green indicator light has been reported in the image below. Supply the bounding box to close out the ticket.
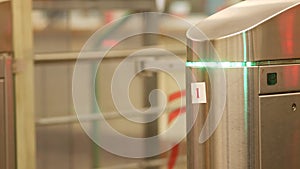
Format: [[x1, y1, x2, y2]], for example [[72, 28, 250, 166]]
[[267, 72, 277, 85], [246, 62, 254, 67], [186, 61, 257, 68]]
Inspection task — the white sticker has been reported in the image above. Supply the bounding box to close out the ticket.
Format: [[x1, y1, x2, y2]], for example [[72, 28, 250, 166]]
[[191, 82, 207, 104]]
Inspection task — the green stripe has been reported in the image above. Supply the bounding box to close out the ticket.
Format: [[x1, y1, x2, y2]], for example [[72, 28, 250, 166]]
[[242, 32, 248, 133], [186, 61, 257, 68]]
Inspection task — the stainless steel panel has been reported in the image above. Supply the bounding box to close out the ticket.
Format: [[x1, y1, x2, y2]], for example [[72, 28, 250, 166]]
[[187, 0, 299, 41], [252, 5, 300, 61], [187, 1, 300, 169], [259, 64, 300, 94], [0, 1, 12, 52], [187, 0, 300, 62], [186, 67, 260, 169], [260, 93, 300, 169]]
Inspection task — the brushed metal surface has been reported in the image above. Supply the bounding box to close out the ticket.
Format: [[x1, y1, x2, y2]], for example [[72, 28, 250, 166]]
[[187, 0, 300, 62], [187, 0, 299, 40], [187, 1, 300, 169], [259, 64, 300, 94], [260, 93, 300, 169], [0, 1, 12, 52], [186, 67, 260, 169]]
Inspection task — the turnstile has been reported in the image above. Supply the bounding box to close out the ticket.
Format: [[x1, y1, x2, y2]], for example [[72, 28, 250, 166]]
[[186, 0, 300, 169]]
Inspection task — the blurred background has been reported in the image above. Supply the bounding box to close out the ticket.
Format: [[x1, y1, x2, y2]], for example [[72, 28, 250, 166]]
[[1, 0, 242, 169], [33, 0, 242, 169]]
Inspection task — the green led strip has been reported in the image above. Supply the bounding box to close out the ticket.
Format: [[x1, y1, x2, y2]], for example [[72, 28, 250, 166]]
[[186, 59, 300, 68], [242, 32, 248, 133], [186, 61, 257, 68]]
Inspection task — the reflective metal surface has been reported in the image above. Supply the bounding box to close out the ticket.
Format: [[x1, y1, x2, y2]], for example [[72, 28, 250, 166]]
[[260, 93, 300, 169], [186, 67, 260, 169], [187, 1, 300, 169], [187, 63, 300, 169], [0, 1, 12, 52], [187, 0, 300, 62], [259, 64, 300, 94]]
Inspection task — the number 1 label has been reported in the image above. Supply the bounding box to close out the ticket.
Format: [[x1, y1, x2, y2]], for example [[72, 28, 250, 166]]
[[191, 82, 207, 104]]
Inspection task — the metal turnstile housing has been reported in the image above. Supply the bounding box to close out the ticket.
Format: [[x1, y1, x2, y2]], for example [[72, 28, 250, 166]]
[[186, 0, 300, 169]]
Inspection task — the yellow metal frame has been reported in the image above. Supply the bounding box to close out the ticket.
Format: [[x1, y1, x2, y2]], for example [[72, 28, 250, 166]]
[[12, 0, 36, 168]]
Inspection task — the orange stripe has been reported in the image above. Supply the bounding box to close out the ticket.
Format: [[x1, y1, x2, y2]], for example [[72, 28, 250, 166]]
[[167, 90, 186, 169], [168, 144, 180, 169], [168, 90, 186, 102], [168, 107, 186, 124]]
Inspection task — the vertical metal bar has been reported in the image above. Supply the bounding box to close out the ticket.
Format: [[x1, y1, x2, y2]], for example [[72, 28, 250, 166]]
[[0, 78, 6, 169], [0, 55, 15, 169], [142, 8, 159, 169], [143, 74, 159, 169], [143, 13, 159, 46], [5, 56, 15, 169], [12, 0, 36, 168]]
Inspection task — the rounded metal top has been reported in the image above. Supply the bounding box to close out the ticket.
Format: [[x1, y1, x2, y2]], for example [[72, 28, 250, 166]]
[[187, 0, 300, 41]]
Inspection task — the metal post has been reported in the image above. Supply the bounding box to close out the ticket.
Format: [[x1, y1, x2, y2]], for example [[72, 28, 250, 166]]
[[12, 0, 36, 168]]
